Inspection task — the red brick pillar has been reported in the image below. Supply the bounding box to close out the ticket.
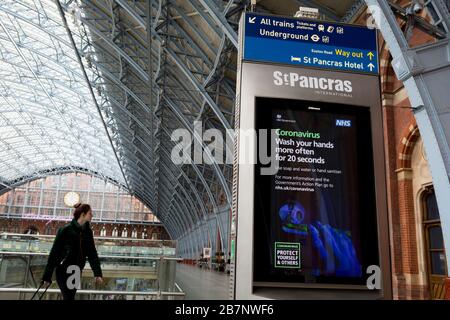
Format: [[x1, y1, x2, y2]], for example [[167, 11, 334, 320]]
[[396, 169, 419, 274], [395, 168, 421, 299]]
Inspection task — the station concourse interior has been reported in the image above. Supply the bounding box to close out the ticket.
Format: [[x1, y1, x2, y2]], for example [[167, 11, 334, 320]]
[[0, 0, 449, 300]]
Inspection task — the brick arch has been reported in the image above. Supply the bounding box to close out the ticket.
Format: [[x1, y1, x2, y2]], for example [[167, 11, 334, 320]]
[[379, 41, 394, 93], [397, 121, 420, 169]]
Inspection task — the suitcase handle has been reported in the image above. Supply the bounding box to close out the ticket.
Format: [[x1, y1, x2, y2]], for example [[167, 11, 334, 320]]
[[31, 282, 50, 300]]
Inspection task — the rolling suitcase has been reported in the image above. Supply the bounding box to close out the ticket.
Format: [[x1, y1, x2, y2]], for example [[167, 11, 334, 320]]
[[31, 282, 50, 300]]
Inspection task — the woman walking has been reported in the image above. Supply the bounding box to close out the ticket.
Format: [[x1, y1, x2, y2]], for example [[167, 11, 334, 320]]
[[42, 203, 103, 300]]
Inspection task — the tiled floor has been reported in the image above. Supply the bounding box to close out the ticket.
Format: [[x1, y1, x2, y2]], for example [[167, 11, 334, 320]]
[[175, 263, 230, 300]]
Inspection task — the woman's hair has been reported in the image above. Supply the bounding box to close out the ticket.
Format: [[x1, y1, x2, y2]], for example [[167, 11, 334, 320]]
[[73, 203, 91, 220]]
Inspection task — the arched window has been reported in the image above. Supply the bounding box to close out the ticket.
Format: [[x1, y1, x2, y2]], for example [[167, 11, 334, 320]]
[[16, 194, 23, 204], [24, 225, 39, 234], [100, 226, 106, 237], [422, 188, 448, 299], [44, 225, 51, 235]]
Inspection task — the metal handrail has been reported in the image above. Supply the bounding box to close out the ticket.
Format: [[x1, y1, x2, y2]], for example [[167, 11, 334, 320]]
[[0, 287, 185, 297], [0, 232, 177, 244], [0, 251, 183, 261], [2, 214, 163, 226], [174, 283, 183, 293]]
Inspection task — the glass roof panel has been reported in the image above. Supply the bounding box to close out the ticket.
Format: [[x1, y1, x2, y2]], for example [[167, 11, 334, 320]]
[[0, 0, 125, 186]]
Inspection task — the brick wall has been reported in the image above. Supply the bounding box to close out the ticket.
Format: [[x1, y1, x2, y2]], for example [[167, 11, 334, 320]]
[[353, 0, 443, 299], [0, 217, 170, 240]]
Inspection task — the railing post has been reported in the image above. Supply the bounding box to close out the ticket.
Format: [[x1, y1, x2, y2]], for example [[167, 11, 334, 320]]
[[157, 257, 177, 300], [157, 257, 166, 300], [18, 255, 31, 300], [0, 253, 6, 284]]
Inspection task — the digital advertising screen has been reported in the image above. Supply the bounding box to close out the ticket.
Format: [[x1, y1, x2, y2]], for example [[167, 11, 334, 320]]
[[253, 97, 380, 287]]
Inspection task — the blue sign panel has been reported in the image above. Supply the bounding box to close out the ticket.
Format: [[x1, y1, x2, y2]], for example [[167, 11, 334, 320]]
[[244, 13, 379, 75]]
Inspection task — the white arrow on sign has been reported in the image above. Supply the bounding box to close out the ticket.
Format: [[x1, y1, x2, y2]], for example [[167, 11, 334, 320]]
[[368, 63, 375, 71], [249, 17, 256, 24]]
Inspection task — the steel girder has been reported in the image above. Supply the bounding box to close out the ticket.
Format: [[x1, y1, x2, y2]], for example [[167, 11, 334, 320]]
[[197, 0, 237, 47], [159, 161, 221, 250], [109, 0, 234, 132], [160, 128, 220, 212], [0, 165, 125, 196], [161, 161, 208, 221], [65, 0, 234, 237], [159, 130, 228, 251], [1, 0, 240, 257], [84, 42, 230, 214]]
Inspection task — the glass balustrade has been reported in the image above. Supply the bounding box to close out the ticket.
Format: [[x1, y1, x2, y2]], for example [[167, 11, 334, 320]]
[[0, 232, 177, 257], [0, 232, 182, 300]]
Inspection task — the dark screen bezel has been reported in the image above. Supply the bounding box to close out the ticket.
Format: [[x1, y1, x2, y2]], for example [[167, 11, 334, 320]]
[[252, 96, 380, 288]]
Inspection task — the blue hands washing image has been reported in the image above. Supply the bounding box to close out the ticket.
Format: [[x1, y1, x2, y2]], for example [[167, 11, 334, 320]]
[[279, 201, 362, 278], [309, 221, 362, 277], [278, 202, 307, 236]]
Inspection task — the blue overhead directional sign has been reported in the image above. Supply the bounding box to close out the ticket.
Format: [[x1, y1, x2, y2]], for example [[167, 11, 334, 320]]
[[244, 13, 379, 75]]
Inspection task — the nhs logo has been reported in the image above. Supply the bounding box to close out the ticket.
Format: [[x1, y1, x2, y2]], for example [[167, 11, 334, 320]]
[[336, 119, 352, 127]]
